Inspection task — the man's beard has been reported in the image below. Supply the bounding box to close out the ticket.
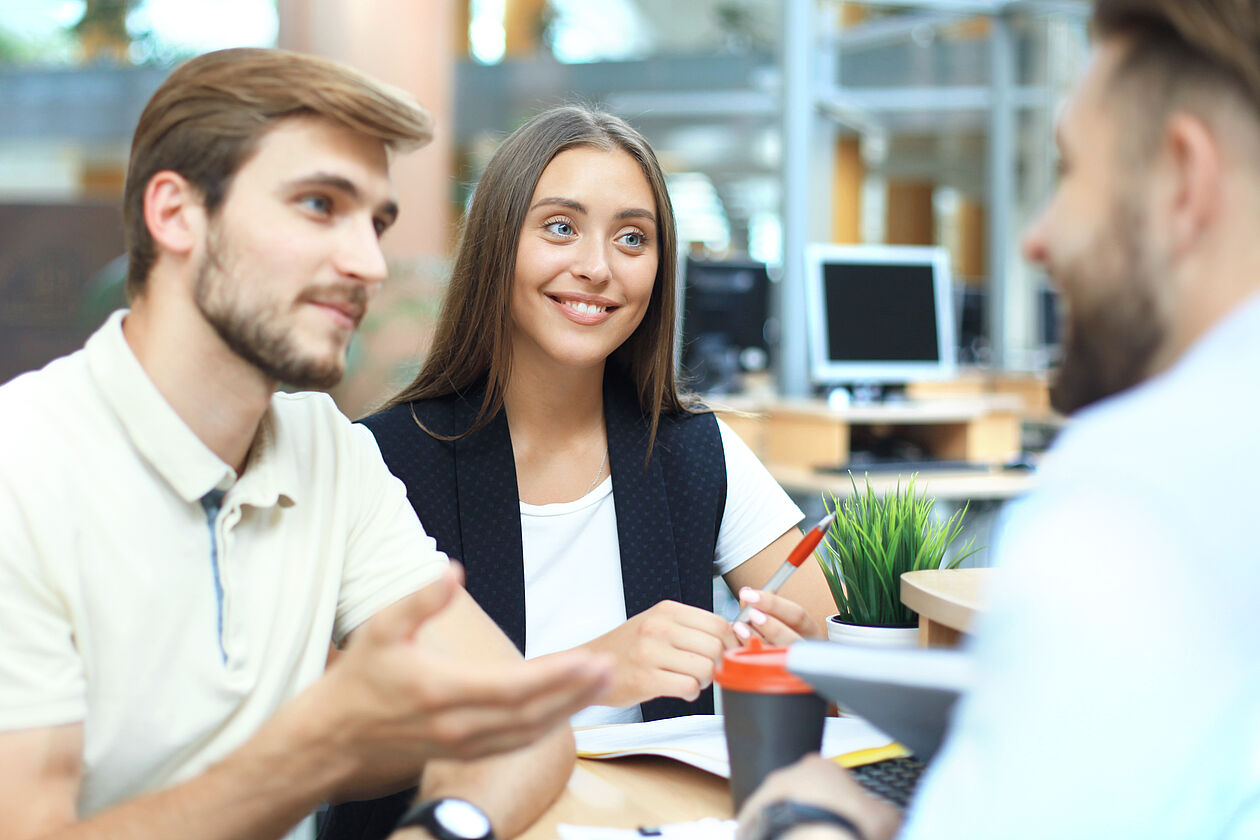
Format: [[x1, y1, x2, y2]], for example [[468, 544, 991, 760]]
[[193, 232, 363, 390], [1049, 197, 1168, 416]]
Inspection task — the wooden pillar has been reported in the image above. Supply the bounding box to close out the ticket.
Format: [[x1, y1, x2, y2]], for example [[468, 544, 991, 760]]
[[956, 196, 986, 282], [839, 2, 870, 27], [74, 0, 133, 64], [504, 0, 548, 57], [885, 180, 935, 245], [453, 0, 471, 59], [276, 0, 456, 264], [946, 16, 992, 41], [80, 161, 126, 200], [831, 137, 863, 244]]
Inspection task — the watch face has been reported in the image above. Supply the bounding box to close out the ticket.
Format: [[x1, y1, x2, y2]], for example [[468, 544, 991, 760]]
[[433, 799, 492, 840]]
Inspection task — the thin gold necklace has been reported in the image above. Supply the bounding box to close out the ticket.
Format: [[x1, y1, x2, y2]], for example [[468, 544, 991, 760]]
[[584, 449, 608, 496]]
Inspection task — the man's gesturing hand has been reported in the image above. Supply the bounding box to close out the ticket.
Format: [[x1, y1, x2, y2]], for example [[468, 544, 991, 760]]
[[316, 566, 613, 772]]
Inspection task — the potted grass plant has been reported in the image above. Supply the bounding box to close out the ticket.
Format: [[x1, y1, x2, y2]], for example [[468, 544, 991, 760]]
[[816, 475, 981, 647]]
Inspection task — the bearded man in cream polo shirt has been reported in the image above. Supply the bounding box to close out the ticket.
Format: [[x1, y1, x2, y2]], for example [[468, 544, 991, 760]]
[[0, 48, 609, 840]]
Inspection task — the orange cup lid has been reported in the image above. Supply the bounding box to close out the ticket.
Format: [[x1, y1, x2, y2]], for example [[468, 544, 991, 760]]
[[715, 637, 815, 694]]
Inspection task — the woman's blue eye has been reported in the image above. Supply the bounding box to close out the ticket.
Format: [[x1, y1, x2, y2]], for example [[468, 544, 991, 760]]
[[546, 221, 575, 236], [301, 195, 332, 214], [619, 231, 646, 248]]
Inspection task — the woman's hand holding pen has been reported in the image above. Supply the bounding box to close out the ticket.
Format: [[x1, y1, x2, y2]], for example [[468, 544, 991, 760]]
[[570, 600, 738, 708], [732, 587, 826, 647]]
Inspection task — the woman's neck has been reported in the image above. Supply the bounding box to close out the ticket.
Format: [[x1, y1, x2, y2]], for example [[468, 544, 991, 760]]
[[503, 359, 609, 505], [503, 358, 606, 439]]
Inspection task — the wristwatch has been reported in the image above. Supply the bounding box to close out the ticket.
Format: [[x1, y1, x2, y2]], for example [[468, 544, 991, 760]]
[[395, 798, 495, 840], [745, 800, 866, 840]]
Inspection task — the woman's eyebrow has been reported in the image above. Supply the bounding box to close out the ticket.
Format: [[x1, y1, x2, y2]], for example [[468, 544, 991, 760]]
[[528, 197, 655, 226], [529, 197, 586, 214], [617, 208, 656, 224]]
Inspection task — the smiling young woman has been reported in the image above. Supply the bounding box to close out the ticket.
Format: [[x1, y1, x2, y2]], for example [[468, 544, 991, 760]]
[[322, 101, 838, 840], [375, 104, 836, 697], [365, 104, 837, 698]]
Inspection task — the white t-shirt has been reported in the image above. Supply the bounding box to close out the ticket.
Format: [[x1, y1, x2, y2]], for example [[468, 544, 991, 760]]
[[0, 311, 446, 823], [520, 418, 803, 726], [901, 293, 1260, 839]]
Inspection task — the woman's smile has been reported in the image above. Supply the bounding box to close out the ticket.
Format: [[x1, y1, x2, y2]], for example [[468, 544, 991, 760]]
[[545, 292, 619, 325]]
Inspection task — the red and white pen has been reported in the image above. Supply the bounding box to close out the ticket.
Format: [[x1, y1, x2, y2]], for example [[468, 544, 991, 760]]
[[734, 511, 836, 624]]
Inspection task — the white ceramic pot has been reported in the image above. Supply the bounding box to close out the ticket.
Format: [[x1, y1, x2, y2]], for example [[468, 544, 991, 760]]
[[826, 615, 920, 648]]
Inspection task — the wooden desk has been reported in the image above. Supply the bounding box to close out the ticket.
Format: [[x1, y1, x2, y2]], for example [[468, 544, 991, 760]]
[[769, 463, 1035, 502], [900, 568, 994, 647], [905, 370, 1051, 417], [516, 756, 731, 840], [716, 395, 1024, 473]]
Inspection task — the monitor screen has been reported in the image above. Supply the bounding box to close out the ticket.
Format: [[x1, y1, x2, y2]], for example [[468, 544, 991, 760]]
[[805, 244, 956, 387], [680, 258, 772, 392]]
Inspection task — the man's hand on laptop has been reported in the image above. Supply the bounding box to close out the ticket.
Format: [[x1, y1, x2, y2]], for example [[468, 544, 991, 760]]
[[737, 755, 900, 840]]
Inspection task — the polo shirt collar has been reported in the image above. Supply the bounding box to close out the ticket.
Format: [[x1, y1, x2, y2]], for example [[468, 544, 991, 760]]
[[85, 310, 297, 510], [238, 411, 300, 511]]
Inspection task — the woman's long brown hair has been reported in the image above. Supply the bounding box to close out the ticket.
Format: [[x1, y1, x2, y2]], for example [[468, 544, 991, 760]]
[[385, 105, 695, 454]]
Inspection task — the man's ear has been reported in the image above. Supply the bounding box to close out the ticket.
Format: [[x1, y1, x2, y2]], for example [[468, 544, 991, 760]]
[[1162, 112, 1221, 259], [142, 170, 205, 258]]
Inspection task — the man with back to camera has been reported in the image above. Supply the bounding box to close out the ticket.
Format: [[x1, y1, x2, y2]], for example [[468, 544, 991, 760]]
[[736, 1, 1260, 838], [0, 48, 613, 840]]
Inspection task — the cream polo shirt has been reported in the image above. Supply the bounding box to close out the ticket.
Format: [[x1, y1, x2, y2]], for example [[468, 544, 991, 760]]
[[0, 311, 446, 818]]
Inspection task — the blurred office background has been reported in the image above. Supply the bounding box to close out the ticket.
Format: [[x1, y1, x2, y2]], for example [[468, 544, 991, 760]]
[[0, 0, 1089, 416]]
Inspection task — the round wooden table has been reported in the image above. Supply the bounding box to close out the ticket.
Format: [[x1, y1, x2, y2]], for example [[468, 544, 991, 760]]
[[899, 567, 994, 647]]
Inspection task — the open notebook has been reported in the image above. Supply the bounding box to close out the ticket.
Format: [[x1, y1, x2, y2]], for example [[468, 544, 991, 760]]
[[574, 713, 907, 778]]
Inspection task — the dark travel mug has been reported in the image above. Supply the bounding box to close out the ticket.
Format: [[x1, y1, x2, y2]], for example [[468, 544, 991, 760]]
[[716, 637, 827, 810]]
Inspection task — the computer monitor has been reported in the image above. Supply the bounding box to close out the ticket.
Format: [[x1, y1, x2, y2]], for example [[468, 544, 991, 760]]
[[956, 285, 989, 366], [680, 257, 773, 394], [805, 244, 956, 398], [1039, 283, 1062, 360]]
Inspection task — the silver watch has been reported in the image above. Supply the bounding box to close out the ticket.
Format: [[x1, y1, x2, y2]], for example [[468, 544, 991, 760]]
[[395, 798, 495, 840]]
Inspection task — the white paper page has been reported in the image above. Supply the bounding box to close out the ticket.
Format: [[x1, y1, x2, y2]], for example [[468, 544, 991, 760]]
[[574, 714, 895, 778]]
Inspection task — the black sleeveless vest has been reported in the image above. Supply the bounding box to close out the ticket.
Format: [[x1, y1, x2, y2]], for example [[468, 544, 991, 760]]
[[318, 369, 727, 840]]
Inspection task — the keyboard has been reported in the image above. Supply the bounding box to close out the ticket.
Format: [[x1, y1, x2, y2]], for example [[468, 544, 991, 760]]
[[814, 459, 992, 475], [850, 756, 927, 809]]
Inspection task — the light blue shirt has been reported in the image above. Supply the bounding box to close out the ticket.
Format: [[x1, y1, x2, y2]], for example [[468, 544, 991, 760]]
[[903, 293, 1260, 838]]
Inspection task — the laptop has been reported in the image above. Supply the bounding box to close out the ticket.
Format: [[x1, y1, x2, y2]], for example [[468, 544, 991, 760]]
[[788, 641, 974, 762], [787, 641, 976, 807]]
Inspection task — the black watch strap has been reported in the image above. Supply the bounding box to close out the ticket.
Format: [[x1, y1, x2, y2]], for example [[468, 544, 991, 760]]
[[752, 799, 866, 840], [395, 798, 495, 840]]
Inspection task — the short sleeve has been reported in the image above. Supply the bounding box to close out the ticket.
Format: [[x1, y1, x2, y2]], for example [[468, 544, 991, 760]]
[[333, 423, 450, 644], [0, 472, 86, 730], [712, 417, 804, 576]]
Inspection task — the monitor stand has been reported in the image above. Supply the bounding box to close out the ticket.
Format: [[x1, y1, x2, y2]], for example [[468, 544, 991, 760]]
[[825, 383, 907, 408]]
